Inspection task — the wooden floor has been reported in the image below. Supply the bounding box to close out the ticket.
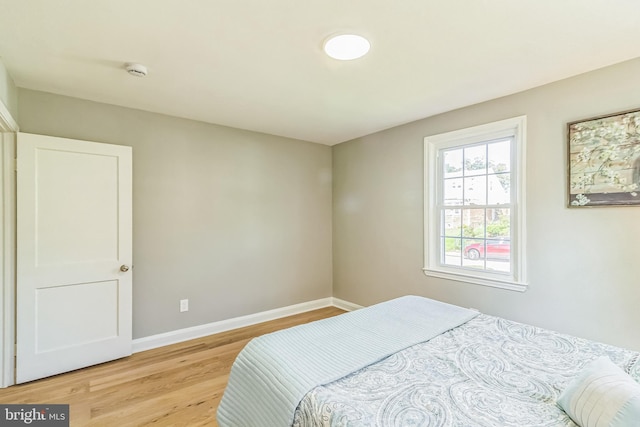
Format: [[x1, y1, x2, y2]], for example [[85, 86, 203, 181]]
[[0, 306, 346, 426]]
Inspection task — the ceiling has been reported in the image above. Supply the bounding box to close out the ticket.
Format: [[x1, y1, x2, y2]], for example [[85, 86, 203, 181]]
[[1, 1, 640, 145]]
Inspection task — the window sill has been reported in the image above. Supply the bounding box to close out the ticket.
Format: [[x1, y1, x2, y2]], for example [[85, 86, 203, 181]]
[[422, 268, 528, 292]]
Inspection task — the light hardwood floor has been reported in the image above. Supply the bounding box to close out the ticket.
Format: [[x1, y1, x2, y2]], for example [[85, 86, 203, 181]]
[[0, 306, 346, 426]]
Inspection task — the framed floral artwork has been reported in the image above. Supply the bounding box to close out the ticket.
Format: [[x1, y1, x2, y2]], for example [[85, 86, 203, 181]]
[[568, 109, 640, 207]]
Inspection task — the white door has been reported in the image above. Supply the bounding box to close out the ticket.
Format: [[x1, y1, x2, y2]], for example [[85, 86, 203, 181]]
[[16, 132, 132, 383]]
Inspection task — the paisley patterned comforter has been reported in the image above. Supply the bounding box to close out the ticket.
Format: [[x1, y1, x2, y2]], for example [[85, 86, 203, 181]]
[[293, 314, 640, 427]]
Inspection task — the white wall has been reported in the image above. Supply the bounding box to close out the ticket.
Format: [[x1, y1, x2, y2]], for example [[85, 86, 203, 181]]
[[333, 57, 640, 351], [18, 89, 333, 339]]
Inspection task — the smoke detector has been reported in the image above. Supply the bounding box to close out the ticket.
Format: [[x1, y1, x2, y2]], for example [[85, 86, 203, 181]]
[[125, 63, 148, 77]]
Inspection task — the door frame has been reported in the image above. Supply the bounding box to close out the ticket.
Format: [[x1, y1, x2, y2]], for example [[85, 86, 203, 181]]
[[0, 98, 18, 388]]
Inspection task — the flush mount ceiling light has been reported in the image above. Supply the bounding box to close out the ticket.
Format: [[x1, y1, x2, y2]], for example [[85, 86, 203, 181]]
[[323, 34, 370, 60]]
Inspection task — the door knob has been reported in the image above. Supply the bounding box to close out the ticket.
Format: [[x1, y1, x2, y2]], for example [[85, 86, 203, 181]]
[[120, 265, 130, 272]]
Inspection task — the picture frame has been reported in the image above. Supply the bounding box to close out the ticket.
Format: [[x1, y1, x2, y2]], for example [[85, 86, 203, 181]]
[[567, 108, 640, 207]]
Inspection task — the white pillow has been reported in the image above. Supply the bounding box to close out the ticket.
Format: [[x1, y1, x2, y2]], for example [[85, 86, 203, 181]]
[[557, 356, 640, 427]]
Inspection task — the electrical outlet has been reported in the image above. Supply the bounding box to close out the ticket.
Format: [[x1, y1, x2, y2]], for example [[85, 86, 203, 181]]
[[180, 299, 189, 312]]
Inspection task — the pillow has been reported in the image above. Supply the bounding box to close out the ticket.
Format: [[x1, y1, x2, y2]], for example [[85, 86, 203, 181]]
[[558, 356, 640, 427]]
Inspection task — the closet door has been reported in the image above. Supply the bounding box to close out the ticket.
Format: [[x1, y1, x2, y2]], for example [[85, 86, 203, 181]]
[[16, 132, 132, 383]]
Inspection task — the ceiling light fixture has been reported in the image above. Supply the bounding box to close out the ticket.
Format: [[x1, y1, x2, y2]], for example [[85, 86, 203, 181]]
[[323, 34, 370, 60]]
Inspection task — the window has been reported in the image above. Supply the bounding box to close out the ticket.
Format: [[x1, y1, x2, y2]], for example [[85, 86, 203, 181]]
[[424, 116, 527, 292]]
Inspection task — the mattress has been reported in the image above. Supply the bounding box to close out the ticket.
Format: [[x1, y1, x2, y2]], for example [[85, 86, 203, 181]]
[[292, 314, 640, 427], [217, 296, 478, 427]]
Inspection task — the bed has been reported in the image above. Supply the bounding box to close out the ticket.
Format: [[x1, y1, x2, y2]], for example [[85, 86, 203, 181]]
[[217, 296, 640, 427]]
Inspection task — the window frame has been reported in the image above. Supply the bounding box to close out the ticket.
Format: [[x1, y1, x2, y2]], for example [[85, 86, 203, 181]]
[[423, 116, 528, 292]]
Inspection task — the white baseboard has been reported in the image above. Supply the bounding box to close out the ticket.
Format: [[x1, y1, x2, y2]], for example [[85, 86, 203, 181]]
[[133, 297, 345, 353], [332, 297, 364, 311]]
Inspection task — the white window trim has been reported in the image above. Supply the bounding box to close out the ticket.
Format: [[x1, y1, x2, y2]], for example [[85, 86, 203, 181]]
[[423, 116, 528, 292]]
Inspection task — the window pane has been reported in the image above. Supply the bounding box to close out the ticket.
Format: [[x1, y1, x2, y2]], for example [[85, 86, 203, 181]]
[[488, 139, 510, 173], [462, 238, 484, 269], [461, 208, 485, 238], [443, 178, 463, 206], [443, 149, 463, 178], [488, 172, 510, 205], [464, 145, 486, 176], [442, 237, 461, 266], [461, 237, 511, 273], [485, 238, 510, 258], [488, 260, 510, 274], [486, 208, 510, 238], [485, 238, 510, 273], [464, 175, 486, 205], [443, 209, 461, 236]]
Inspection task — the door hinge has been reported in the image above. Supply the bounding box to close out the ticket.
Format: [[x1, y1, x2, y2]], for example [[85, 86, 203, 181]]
[[13, 158, 17, 172]]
